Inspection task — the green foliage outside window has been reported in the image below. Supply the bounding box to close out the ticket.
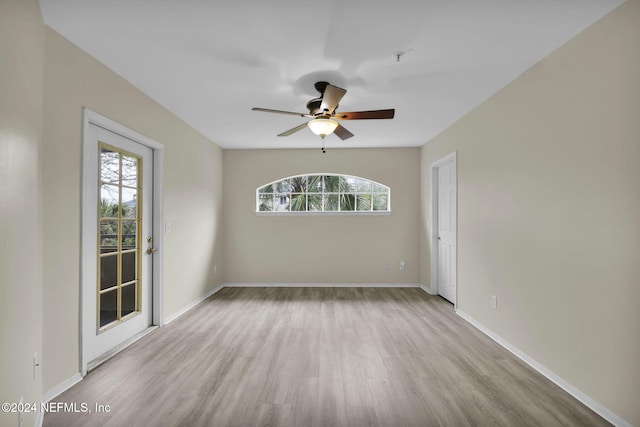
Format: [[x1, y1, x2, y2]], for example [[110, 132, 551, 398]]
[[257, 174, 390, 213]]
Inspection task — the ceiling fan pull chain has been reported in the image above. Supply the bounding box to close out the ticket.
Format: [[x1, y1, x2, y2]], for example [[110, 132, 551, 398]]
[[321, 137, 326, 154]]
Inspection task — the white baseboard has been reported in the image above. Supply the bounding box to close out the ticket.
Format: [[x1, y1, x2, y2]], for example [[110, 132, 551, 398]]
[[222, 283, 422, 288], [164, 284, 224, 325], [37, 372, 83, 426], [41, 372, 83, 403], [456, 310, 633, 427], [419, 284, 436, 295]]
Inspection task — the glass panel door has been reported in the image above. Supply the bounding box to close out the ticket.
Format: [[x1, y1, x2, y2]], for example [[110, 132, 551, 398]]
[[83, 117, 154, 373], [98, 144, 142, 331]]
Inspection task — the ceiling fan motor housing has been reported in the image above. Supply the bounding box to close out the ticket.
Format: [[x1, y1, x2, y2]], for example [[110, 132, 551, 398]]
[[307, 81, 335, 116], [306, 98, 323, 116], [314, 81, 329, 94]]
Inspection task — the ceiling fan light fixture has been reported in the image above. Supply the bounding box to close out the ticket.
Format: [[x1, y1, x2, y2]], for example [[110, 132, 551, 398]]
[[307, 118, 338, 137]]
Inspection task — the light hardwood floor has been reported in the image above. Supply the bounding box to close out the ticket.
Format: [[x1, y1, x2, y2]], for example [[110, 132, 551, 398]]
[[44, 287, 610, 427]]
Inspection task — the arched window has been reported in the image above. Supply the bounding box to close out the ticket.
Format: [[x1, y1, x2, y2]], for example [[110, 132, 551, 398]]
[[256, 174, 390, 213]]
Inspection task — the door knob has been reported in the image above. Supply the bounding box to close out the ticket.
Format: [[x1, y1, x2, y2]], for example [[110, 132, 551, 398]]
[[146, 247, 157, 255]]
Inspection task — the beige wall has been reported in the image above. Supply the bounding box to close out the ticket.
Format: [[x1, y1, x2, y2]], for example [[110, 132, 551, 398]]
[[0, 1, 44, 426], [224, 148, 420, 284], [41, 29, 224, 391], [2, 0, 637, 425], [420, 1, 640, 424]]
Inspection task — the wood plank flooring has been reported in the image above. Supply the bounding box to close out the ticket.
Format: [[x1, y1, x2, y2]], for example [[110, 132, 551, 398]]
[[44, 287, 610, 427]]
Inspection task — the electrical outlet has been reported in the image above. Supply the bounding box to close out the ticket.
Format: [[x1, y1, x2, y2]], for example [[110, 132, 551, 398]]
[[399, 260, 406, 270], [213, 265, 217, 274], [491, 295, 497, 309]]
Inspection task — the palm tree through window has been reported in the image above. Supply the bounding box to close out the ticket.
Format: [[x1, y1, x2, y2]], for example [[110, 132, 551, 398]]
[[257, 174, 390, 213]]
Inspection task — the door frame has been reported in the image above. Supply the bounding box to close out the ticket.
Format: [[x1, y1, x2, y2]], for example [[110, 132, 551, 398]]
[[80, 108, 164, 376], [429, 151, 457, 309]]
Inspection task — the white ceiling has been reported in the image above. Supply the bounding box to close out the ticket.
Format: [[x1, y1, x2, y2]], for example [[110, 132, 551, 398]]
[[39, 0, 623, 150]]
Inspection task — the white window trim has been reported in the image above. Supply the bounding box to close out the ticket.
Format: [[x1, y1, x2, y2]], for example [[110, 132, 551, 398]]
[[256, 173, 391, 215], [256, 211, 391, 216]]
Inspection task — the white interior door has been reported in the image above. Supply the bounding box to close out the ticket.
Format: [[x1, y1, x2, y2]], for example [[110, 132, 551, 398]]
[[82, 123, 154, 367], [436, 156, 457, 304]]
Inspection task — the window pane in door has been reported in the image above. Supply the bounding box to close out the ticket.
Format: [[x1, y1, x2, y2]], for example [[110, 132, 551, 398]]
[[100, 289, 118, 327], [121, 155, 138, 187], [121, 283, 137, 317], [121, 251, 137, 284], [121, 188, 138, 218], [100, 185, 120, 218], [100, 255, 117, 291], [100, 220, 118, 253], [100, 148, 120, 184], [121, 220, 137, 249]]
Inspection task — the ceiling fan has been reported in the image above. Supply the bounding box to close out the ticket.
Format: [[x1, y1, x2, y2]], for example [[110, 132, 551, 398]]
[[252, 81, 395, 151]]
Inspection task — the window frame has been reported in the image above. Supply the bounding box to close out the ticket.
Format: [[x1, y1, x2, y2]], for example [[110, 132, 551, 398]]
[[256, 173, 391, 215]]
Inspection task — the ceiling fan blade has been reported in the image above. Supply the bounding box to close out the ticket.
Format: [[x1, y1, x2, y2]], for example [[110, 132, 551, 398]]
[[277, 122, 309, 137], [333, 124, 354, 140], [252, 107, 311, 117], [319, 84, 347, 115], [334, 109, 395, 120]]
